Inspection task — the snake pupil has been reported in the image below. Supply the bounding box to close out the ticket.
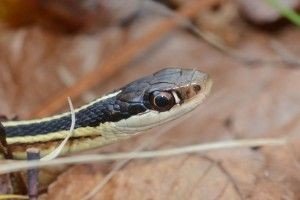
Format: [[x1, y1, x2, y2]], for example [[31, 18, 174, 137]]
[[155, 95, 169, 107], [150, 91, 175, 111]]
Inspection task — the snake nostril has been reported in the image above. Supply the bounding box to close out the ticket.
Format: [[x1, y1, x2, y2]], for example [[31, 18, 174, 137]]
[[193, 85, 201, 92]]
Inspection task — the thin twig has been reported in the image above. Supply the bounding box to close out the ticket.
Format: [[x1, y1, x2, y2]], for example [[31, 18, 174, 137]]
[[26, 148, 40, 200], [0, 120, 12, 159], [0, 120, 27, 194], [0, 138, 287, 174]]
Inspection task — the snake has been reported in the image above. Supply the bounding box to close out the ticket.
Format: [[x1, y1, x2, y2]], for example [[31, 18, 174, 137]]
[[1, 68, 212, 159]]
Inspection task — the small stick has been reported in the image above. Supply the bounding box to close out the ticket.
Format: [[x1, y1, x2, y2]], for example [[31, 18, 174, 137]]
[[26, 148, 40, 200], [0, 120, 27, 194], [0, 121, 12, 159]]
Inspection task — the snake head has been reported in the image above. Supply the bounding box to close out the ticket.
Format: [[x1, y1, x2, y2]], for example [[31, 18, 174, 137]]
[[114, 68, 212, 133]]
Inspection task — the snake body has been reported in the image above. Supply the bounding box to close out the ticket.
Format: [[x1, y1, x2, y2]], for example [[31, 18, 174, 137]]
[[2, 68, 212, 159]]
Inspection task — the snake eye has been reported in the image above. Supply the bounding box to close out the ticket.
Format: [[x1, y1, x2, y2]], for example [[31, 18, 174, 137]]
[[149, 91, 175, 111]]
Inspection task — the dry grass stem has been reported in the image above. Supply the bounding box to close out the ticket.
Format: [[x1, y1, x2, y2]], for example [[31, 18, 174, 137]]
[[0, 137, 287, 174], [41, 97, 75, 161]]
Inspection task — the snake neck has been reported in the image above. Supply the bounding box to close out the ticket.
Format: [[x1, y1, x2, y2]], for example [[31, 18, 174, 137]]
[[3, 90, 146, 141]]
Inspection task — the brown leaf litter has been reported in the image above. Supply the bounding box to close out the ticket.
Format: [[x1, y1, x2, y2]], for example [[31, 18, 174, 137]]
[[1, 0, 300, 199]]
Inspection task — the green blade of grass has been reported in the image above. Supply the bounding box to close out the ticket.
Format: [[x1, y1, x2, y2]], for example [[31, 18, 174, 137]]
[[266, 0, 300, 26]]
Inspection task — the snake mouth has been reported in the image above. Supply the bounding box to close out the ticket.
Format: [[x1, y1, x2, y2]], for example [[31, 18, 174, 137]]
[[203, 76, 213, 97]]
